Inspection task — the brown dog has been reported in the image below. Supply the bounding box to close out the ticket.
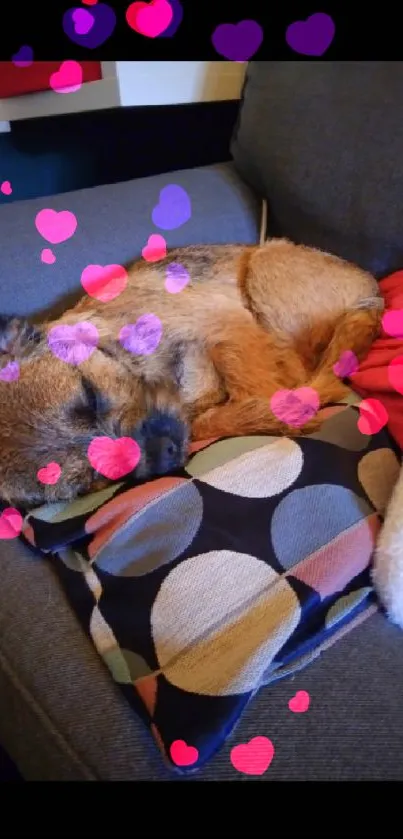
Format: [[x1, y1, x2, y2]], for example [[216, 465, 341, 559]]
[[0, 239, 383, 507]]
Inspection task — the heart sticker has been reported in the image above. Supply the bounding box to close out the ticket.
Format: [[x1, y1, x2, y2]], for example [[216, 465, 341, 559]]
[[35, 209, 77, 244], [270, 387, 320, 428], [126, 0, 174, 38], [0, 508, 23, 540], [119, 314, 163, 356], [0, 361, 20, 382], [388, 355, 403, 395], [81, 264, 128, 302], [49, 61, 83, 94], [63, 4, 116, 48], [41, 248, 56, 265], [0, 181, 12, 196], [72, 8, 95, 34], [87, 436, 141, 480], [333, 350, 359, 378], [382, 309, 403, 339], [230, 736, 275, 776], [286, 13, 335, 56], [212, 19, 264, 62], [158, 0, 183, 37], [165, 262, 190, 294], [11, 45, 34, 67], [152, 184, 191, 230], [170, 739, 199, 767], [357, 398, 389, 435], [142, 234, 167, 262], [288, 690, 310, 713], [47, 322, 99, 365], [37, 462, 62, 485]]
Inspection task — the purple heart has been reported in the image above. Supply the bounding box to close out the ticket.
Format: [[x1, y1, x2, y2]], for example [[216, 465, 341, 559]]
[[63, 3, 116, 49], [119, 315, 163, 356], [165, 262, 190, 294], [159, 0, 183, 38], [211, 20, 263, 62], [152, 185, 191, 231], [333, 350, 359, 379], [72, 8, 95, 36], [11, 45, 34, 68], [286, 13, 335, 57], [0, 361, 20, 382], [48, 322, 99, 365]]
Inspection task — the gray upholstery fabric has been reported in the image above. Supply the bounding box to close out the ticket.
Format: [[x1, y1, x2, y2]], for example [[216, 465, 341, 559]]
[[231, 61, 403, 278], [0, 162, 260, 320], [2, 532, 403, 780]]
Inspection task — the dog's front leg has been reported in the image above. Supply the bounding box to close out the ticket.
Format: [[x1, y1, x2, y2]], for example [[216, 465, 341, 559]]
[[191, 397, 320, 440]]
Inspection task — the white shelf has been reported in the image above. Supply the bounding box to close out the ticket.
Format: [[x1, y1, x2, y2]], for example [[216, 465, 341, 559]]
[[0, 61, 246, 124]]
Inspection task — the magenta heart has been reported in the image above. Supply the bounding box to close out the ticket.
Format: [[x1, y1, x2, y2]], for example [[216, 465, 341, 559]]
[[0, 508, 23, 540], [37, 462, 62, 485], [333, 350, 359, 378], [119, 314, 163, 356], [47, 321, 99, 365], [72, 8, 95, 35], [35, 209, 77, 244], [0, 361, 20, 382], [270, 387, 320, 428], [87, 436, 141, 480]]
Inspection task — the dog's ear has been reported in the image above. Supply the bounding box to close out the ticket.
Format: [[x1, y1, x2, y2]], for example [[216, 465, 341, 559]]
[[0, 315, 42, 355]]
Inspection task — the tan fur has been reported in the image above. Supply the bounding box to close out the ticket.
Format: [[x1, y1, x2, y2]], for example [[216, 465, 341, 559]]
[[0, 239, 383, 506]]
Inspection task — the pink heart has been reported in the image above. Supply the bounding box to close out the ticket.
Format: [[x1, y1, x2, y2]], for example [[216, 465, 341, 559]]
[[87, 436, 141, 480], [49, 60, 83, 94], [230, 736, 275, 776], [35, 209, 77, 244], [382, 309, 403, 338], [47, 321, 99, 365], [142, 233, 167, 263], [126, 0, 173, 38], [41, 248, 56, 264], [270, 387, 320, 428], [37, 462, 62, 485], [0, 507, 23, 540], [288, 690, 310, 713], [333, 350, 359, 378], [72, 8, 95, 35], [0, 181, 12, 196], [357, 398, 389, 435], [81, 264, 128, 302], [170, 739, 199, 767], [0, 361, 20, 382]]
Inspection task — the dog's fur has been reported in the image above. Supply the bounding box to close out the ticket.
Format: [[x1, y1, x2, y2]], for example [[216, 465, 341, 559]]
[[0, 239, 383, 507], [373, 465, 403, 628]]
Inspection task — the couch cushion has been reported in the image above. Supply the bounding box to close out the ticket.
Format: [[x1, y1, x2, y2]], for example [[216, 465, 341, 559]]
[[231, 61, 403, 278], [3, 529, 403, 780], [0, 162, 260, 320], [20, 401, 399, 775]]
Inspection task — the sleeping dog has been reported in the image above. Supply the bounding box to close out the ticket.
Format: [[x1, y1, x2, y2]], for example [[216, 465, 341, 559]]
[[0, 239, 383, 507]]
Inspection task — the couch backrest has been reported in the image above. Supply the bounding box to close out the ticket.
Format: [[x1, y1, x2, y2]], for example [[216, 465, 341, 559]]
[[231, 61, 403, 277]]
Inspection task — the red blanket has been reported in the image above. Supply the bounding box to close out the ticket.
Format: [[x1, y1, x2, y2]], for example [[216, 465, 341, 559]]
[[350, 270, 403, 449]]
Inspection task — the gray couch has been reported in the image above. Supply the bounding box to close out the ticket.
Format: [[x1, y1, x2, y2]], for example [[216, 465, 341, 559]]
[[2, 61, 403, 781]]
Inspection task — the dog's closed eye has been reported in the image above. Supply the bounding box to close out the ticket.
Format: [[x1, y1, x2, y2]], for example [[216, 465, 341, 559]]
[[69, 377, 111, 424]]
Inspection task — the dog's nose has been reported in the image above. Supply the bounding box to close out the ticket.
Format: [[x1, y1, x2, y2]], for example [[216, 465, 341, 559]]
[[147, 435, 180, 473]]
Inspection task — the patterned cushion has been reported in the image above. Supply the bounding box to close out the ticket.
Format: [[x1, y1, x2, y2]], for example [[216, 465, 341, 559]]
[[21, 399, 400, 774]]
